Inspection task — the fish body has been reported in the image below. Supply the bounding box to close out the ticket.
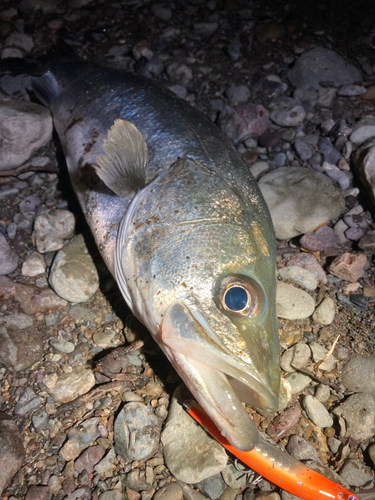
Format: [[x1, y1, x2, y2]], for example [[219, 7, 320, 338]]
[[30, 61, 279, 450]]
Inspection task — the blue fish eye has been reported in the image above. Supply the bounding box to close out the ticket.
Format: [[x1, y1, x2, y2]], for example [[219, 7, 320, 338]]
[[224, 286, 249, 312]]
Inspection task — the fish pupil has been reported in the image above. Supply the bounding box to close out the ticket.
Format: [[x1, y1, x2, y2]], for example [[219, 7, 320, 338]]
[[224, 286, 248, 311]]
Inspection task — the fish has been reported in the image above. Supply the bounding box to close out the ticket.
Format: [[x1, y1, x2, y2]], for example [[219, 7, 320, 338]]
[[27, 60, 279, 451]]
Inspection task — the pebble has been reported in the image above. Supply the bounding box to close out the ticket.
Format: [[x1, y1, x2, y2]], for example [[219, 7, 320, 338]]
[[14, 387, 42, 417], [74, 445, 106, 474], [312, 297, 335, 325], [161, 386, 227, 483], [166, 62, 192, 85], [328, 252, 367, 282], [280, 343, 311, 372], [284, 372, 312, 394], [225, 83, 250, 103], [318, 138, 342, 165], [92, 330, 116, 348], [49, 338, 75, 353], [33, 209, 75, 253], [21, 252, 46, 276], [258, 167, 345, 240], [276, 282, 315, 320], [249, 161, 270, 180], [286, 434, 321, 462], [316, 87, 336, 108], [310, 343, 336, 371], [24, 485, 48, 500], [0, 101, 52, 172], [47, 367, 96, 404], [355, 145, 375, 204], [114, 402, 160, 462], [339, 460, 374, 487], [288, 47, 362, 91], [302, 395, 333, 427], [350, 116, 375, 145], [99, 491, 123, 500], [314, 384, 331, 404], [0, 233, 19, 275], [153, 483, 183, 500], [195, 474, 226, 500], [277, 266, 318, 292], [219, 103, 269, 144], [0, 412, 25, 496], [19, 195, 41, 213], [32, 409, 49, 431], [271, 406, 301, 440], [94, 448, 116, 475], [60, 417, 101, 462], [49, 234, 99, 303], [124, 467, 154, 491], [332, 393, 375, 440], [64, 486, 92, 499], [286, 253, 327, 284], [337, 84, 366, 96], [300, 226, 339, 252], [1, 33, 34, 59], [293, 138, 313, 160], [221, 463, 247, 489], [341, 354, 375, 397], [321, 161, 352, 190], [270, 99, 306, 127]]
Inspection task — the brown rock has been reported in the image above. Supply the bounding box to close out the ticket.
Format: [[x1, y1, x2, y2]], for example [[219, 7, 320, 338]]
[[74, 445, 105, 474], [359, 231, 375, 250], [25, 485, 48, 500], [126, 488, 141, 500], [272, 406, 301, 441], [0, 413, 25, 496], [0, 276, 67, 314], [219, 103, 269, 144], [286, 252, 327, 284], [328, 252, 367, 282], [300, 226, 339, 251]]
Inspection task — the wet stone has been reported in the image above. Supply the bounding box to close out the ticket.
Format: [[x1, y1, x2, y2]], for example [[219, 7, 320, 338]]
[[0, 412, 25, 496], [114, 402, 160, 462], [332, 393, 375, 440], [303, 395, 333, 427], [14, 386, 42, 417]]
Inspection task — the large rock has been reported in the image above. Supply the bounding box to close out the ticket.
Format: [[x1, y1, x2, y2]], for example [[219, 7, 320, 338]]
[[258, 167, 345, 240], [0, 412, 25, 496], [288, 47, 362, 91], [341, 355, 375, 398], [0, 101, 52, 172]]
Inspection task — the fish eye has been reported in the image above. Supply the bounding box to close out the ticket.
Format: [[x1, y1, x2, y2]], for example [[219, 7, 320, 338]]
[[224, 286, 249, 312], [219, 275, 264, 317]]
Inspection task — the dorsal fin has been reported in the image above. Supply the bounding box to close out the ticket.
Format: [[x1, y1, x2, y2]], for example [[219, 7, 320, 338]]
[[95, 119, 148, 197]]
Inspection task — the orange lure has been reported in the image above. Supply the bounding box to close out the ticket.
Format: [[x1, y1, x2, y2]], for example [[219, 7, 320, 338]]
[[186, 400, 360, 500]]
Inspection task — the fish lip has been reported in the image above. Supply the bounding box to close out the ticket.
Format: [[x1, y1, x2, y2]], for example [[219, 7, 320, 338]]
[[160, 300, 279, 450]]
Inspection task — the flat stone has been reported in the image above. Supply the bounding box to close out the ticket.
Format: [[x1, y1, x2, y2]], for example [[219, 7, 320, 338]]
[[32, 410, 49, 431], [60, 418, 100, 461], [161, 385, 227, 483], [277, 266, 318, 292], [288, 47, 362, 91], [286, 253, 327, 284], [0, 412, 25, 496], [332, 393, 375, 440], [49, 234, 99, 303], [328, 252, 367, 282], [303, 395, 333, 427], [47, 368, 95, 404], [21, 252, 46, 276], [0, 313, 43, 371], [219, 103, 269, 144], [272, 406, 301, 440], [33, 209, 75, 254], [195, 473, 226, 499], [258, 167, 345, 240], [339, 460, 374, 488], [114, 402, 160, 462], [310, 343, 336, 371], [312, 297, 336, 325], [300, 226, 339, 251], [270, 101, 306, 127], [280, 343, 311, 372], [276, 282, 315, 320], [286, 434, 321, 462], [153, 483, 183, 500], [14, 387, 42, 417], [341, 355, 375, 398], [0, 101, 52, 172], [284, 372, 312, 394], [74, 445, 106, 474]]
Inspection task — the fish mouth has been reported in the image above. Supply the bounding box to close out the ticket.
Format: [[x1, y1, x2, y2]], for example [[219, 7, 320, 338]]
[[160, 300, 279, 451]]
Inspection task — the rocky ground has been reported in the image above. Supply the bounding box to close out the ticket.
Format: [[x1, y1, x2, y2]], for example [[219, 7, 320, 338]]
[[0, 0, 375, 500]]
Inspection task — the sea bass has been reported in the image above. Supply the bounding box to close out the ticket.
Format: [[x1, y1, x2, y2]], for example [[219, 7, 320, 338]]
[[30, 61, 279, 451]]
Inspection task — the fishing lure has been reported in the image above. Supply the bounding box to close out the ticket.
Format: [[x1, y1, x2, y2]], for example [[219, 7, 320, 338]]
[[185, 400, 360, 500]]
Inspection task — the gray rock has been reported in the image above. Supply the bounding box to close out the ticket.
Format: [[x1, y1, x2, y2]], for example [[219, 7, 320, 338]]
[[68, 304, 97, 322], [341, 355, 375, 397], [225, 83, 250, 103], [0, 233, 19, 275], [47, 368, 95, 404], [49, 234, 99, 303], [24, 485, 48, 500], [21, 252, 46, 276], [124, 466, 154, 491], [286, 253, 327, 284], [327, 437, 341, 454], [59, 418, 101, 462], [151, 3, 172, 21], [166, 62, 193, 85], [0, 101, 52, 172], [249, 160, 270, 180], [354, 145, 375, 205], [74, 445, 106, 474], [310, 343, 336, 371], [161, 385, 227, 483], [280, 343, 311, 372], [350, 116, 375, 145], [294, 139, 313, 160], [288, 47, 362, 91], [321, 162, 352, 190], [316, 87, 336, 108], [270, 100, 306, 127], [19, 195, 41, 213], [114, 402, 160, 462], [286, 434, 321, 462], [14, 387, 42, 417], [0, 412, 25, 496], [339, 459, 374, 487], [49, 338, 75, 353], [318, 138, 342, 165], [195, 474, 226, 499], [0, 313, 43, 371], [33, 209, 75, 253], [258, 167, 345, 240], [284, 372, 312, 394], [2, 33, 34, 58], [177, 482, 208, 500], [312, 297, 335, 325], [277, 266, 318, 292], [302, 395, 333, 427], [32, 409, 49, 431], [273, 152, 286, 167], [94, 448, 116, 475], [63, 486, 92, 500], [332, 393, 375, 440], [337, 84, 366, 96], [314, 384, 331, 404], [153, 483, 183, 500], [276, 282, 315, 320]]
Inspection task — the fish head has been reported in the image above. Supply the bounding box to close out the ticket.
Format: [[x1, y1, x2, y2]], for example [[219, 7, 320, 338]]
[[116, 156, 279, 450]]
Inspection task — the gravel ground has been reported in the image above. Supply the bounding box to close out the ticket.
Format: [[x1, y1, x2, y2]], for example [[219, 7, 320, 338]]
[[0, 1, 375, 500]]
